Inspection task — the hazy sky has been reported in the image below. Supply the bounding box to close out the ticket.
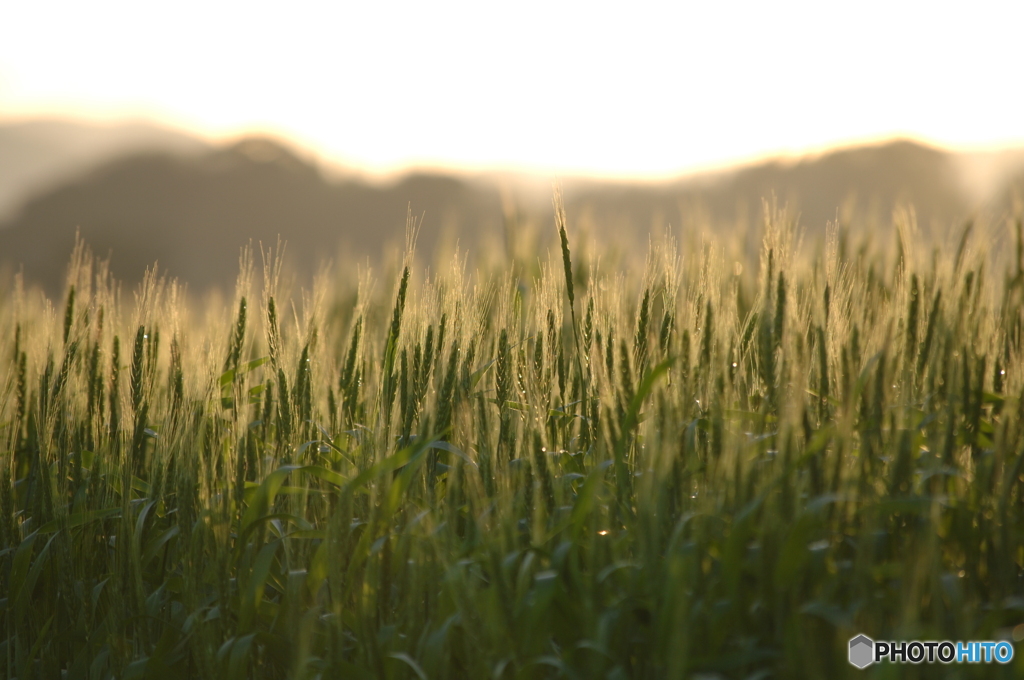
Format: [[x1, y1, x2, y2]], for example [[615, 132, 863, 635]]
[[2, 1, 1022, 177]]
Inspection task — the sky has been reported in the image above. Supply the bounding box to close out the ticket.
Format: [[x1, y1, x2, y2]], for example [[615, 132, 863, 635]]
[[2, 0, 1023, 178]]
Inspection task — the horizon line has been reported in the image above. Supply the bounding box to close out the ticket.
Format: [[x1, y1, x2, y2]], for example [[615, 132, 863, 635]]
[[3, 110, 1024, 185]]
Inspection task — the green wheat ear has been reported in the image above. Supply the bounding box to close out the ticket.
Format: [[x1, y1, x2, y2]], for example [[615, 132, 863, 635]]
[[583, 297, 594, 349], [267, 295, 280, 369], [109, 335, 121, 436], [773, 272, 786, 351], [276, 367, 292, 444], [905, 273, 919, 369], [226, 296, 247, 375], [554, 190, 586, 392], [635, 288, 650, 374], [658, 308, 673, 355], [130, 325, 146, 413], [63, 285, 75, 345], [554, 189, 574, 306], [381, 266, 410, 423]]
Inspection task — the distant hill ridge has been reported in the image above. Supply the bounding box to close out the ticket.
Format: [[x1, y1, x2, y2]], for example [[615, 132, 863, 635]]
[[1, 121, 1022, 294], [0, 134, 506, 293], [0, 118, 210, 221], [565, 140, 967, 233]]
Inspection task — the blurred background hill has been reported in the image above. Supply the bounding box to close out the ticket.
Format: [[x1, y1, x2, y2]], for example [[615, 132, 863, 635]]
[[0, 119, 210, 221], [2, 118, 1022, 296]]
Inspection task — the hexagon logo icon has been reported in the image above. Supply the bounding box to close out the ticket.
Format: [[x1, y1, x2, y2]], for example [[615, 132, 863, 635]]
[[849, 635, 874, 669]]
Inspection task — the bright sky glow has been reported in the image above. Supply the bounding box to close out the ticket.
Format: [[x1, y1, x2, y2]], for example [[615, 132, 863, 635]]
[[2, 1, 1023, 178]]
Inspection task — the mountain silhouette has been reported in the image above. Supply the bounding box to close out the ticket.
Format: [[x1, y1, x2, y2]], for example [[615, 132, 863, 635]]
[[2, 128, 1020, 295], [0, 137, 505, 294], [563, 140, 979, 239], [0, 118, 209, 221]]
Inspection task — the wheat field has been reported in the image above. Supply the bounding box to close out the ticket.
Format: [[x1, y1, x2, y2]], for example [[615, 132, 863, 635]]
[[2, 200, 1024, 679]]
